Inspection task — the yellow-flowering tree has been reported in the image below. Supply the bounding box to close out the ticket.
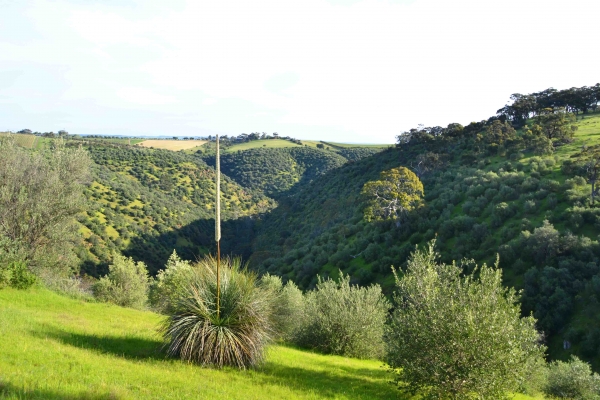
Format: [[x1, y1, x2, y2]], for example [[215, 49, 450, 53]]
[[361, 167, 424, 222]]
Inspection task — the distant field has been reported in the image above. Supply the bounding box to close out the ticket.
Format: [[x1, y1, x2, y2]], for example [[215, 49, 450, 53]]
[[137, 139, 207, 151], [0, 132, 38, 148], [225, 139, 302, 152], [321, 141, 391, 149], [83, 137, 146, 145]]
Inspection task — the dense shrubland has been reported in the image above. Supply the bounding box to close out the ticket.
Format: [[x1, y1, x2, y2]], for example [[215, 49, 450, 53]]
[[70, 141, 275, 275], [251, 84, 600, 368], [202, 147, 347, 197]]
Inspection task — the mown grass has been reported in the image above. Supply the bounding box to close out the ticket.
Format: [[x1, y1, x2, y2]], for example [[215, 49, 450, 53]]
[[0, 288, 404, 399]]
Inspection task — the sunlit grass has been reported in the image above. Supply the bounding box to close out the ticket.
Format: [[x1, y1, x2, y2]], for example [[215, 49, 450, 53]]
[[0, 288, 407, 399]]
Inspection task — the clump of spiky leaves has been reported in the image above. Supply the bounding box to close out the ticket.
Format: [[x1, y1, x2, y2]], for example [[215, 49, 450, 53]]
[[162, 255, 274, 369]]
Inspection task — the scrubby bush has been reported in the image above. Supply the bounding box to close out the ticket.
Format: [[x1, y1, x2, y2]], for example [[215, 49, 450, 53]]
[[162, 255, 273, 369], [0, 260, 36, 289], [260, 273, 305, 341], [93, 253, 150, 309], [294, 272, 389, 359], [385, 242, 546, 399], [149, 251, 194, 313], [544, 356, 600, 399]]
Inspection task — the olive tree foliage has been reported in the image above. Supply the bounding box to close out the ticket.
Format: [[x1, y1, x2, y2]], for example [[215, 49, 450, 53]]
[[361, 166, 424, 222], [295, 272, 390, 359], [149, 251, 195, 313], [0, 137, 91, 275], [93, 253, 150, 309], [259, 273, 305, 341], [543, 356, 600, 399], [385, 242, 546, 399]]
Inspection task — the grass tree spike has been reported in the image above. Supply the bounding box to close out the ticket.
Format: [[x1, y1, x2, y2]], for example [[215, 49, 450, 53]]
[[216, 134, 221, 319]]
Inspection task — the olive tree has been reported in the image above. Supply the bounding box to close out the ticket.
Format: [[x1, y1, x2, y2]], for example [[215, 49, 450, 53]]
[[385, 242, 546, 399], [0, 137, 90, 275]]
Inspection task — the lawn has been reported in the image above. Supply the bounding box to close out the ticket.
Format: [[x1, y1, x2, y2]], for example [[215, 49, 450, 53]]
[[0, 288, 403, 400], [137, 139, 207, 151]]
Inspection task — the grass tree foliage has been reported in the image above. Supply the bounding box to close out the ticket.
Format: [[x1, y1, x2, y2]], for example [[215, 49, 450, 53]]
[[385, 242, 546, 399], [162, 255, 273, 369], [295, 272, 390, 359]]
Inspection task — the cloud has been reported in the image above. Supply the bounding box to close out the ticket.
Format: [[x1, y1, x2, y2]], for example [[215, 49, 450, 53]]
[[0, 0, 599, 143]]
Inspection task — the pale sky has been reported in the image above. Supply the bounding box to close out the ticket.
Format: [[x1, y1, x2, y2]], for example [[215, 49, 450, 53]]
[[0, 0, 598, 143]]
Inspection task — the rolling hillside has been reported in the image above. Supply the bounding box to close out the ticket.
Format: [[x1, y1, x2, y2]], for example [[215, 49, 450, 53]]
[[249, 112, 600, 367]]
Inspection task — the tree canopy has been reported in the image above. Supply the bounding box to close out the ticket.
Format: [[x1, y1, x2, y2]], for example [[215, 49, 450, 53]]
[[361, 166, 424, 222]]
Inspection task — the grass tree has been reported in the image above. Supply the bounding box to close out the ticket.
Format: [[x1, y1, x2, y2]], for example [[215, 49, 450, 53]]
[[162, 256, 273, 368], [162, 136, 274, 368]]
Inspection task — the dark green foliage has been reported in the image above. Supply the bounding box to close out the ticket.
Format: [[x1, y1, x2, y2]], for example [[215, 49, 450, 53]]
[[72, 141, 275, 275], [294, 272, 389, 359], [385, 243, 546, 399], [162, 256, 273, 369], [544, 356, 600, 399], [203, 147, 347, 196]]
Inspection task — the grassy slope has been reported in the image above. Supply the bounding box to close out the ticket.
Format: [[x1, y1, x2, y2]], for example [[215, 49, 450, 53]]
[[0, 288, 404, 400], [137, 139, 207, 151], [225, 139, 302, 152]]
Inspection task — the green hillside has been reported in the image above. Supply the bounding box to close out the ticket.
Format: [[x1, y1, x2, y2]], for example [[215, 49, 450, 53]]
[[0, 288, 407, 400], [250, 112, 600, 367], [225, 138, 302, 152], [73, 141, 275, 276], [203, 147, 348, 197]]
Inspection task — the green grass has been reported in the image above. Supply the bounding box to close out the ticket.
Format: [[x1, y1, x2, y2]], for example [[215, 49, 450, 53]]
[[0, 288, 544, 399], [83, 137, 146, 145], [320, 141, 391, 149], [0, 288, 408, 399], [225, 139, 302, 153]]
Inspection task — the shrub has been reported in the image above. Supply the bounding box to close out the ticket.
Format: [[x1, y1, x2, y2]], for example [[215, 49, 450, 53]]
[[93, 253, 150, 309], [385, 242, 546, 399], [162, 256, 273, 369], [0, 260, 36, 289], [544, 356, 600, 399], [260, 273, 305, 341], [294, 272, 389, 359], [149, 251, 194, 313]]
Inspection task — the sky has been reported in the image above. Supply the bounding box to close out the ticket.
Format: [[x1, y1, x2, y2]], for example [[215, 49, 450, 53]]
[[0, 0, 598, 143]]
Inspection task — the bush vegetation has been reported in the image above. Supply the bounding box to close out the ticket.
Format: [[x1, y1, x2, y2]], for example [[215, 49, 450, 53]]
[[294, 272, 389, 359], [385, 242, 546, 399], [543, 356, 600, 399], [93, 253, 150, 309]]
